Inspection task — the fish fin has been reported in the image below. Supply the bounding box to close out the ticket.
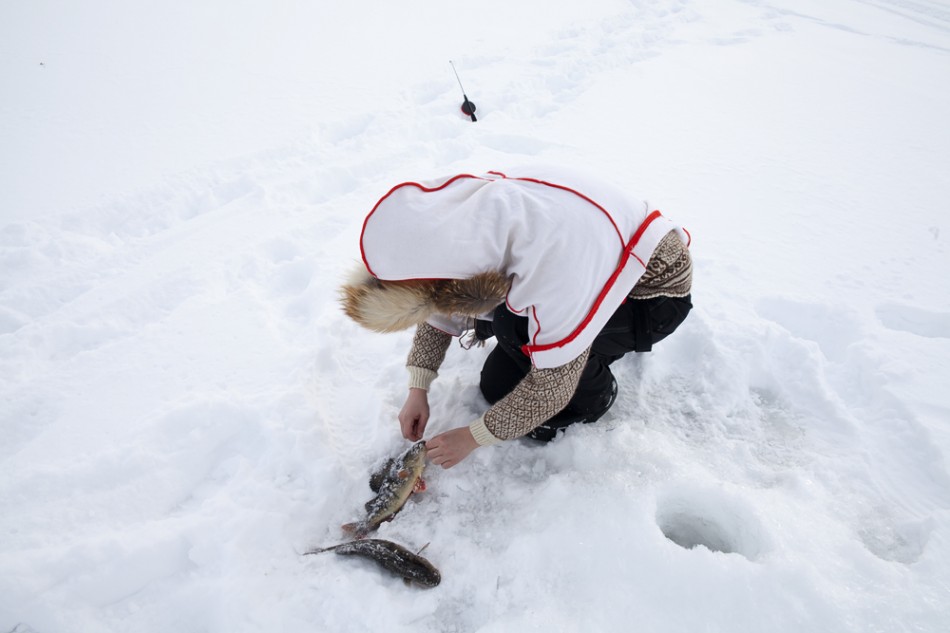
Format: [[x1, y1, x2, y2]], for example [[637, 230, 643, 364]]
[[303, 545, 333, 556], [403, 578, 412, 587], [369, 458, 396, 492], [413, 477, 427, 493], [397, 468, 409, 479]]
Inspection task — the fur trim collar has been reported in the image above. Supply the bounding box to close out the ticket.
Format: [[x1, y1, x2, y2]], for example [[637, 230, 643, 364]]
[[339, 266, 510, 333]]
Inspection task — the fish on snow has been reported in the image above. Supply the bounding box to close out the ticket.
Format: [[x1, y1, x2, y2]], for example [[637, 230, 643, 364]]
[[305, 538, 441, 588], [343, 441, 428, 538]]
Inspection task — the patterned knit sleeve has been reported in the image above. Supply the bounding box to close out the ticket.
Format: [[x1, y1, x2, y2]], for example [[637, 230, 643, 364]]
[[630, 230, 692, 299], [471, 347, 590, 443], [406, 322, 452, 391]]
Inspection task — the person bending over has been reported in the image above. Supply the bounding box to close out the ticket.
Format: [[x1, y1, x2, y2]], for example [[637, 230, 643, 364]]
[[340, 166, 692, 468]]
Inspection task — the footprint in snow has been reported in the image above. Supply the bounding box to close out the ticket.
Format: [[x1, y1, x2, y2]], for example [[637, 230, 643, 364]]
[[875, 303, 950, 339], [754, 296, 864, 362]]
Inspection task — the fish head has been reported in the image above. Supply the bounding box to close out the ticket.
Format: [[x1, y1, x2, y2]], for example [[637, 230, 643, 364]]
[[403, 441, 427, 472]]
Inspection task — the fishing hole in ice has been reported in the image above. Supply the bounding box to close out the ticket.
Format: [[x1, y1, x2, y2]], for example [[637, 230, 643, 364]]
[[654, 486, 770, 561]]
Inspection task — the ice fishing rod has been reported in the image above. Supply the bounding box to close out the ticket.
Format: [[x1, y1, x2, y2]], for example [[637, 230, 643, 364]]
[[449, 60, 477, 122]]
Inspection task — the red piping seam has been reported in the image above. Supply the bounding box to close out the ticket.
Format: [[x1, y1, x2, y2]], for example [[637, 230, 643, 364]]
[[531, 306, 542, 346], [505, 295, 523, 314], [524, 210, 664, 356], [361, 173, 675, 358], [520, 307, 543, 359], [360, 173, 488, 275], [362, 171, 631, 272], [683, 227, 692, 247], [503, 176, 625, 247]]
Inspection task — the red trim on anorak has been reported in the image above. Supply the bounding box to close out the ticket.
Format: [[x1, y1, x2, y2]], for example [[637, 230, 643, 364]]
[[531, 307, 542, 346], [361, 170, 631, 274], [505, 296, 524, 315], [360, 172, 681, 363], [523, 210, 665, 358], [489, 172, 626, 247], [360, 173, 488, 276]]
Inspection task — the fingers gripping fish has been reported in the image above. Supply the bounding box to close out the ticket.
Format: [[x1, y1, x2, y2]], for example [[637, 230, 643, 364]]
[[343, 441, 427, 538]]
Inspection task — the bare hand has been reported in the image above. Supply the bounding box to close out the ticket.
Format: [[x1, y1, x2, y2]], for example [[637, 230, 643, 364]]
[[426, 427, 479, 469], [398, 388, 430, 441]]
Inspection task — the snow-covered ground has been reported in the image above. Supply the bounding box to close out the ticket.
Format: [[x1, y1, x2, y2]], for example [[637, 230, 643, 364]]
[[2, 1, 949, 631]]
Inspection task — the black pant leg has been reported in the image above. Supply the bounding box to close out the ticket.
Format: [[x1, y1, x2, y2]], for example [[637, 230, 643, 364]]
[[479, 345, 529, 404], [478, 305, 532, 404], [482, 303, 618, 420], [479, 295, 692, 439], [562, 294, 692, 417]]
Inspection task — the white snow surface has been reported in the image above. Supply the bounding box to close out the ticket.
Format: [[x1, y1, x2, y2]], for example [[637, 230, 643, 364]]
[[2, 1, 949, 631]]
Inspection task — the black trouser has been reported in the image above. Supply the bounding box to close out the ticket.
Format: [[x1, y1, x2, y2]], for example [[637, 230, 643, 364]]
[[478, 295, 692, 420]]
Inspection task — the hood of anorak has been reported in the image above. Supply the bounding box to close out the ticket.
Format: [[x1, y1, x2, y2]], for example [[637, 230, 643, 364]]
[[341, 167, 687, 368]]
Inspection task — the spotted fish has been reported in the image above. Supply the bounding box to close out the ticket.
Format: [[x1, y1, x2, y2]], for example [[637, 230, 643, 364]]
[[343, 441, 427, 538], [305, 538, 441, 588]]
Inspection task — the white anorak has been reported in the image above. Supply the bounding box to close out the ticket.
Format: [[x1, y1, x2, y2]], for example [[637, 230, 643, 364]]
[[360, 166, 690, 369]]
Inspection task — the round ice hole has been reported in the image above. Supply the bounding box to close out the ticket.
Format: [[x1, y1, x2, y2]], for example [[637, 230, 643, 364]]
[[657, 511, 737, 554], [655, 487, 768, 560]]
